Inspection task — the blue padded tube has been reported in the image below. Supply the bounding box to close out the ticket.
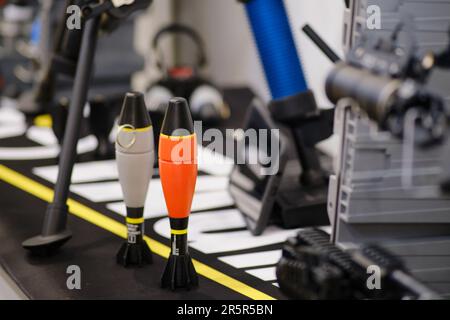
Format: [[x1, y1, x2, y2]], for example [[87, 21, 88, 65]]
[[245, 0, 308, 99]]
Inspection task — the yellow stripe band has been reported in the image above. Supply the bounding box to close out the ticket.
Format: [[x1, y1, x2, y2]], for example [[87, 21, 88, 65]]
[[0, 165, 275, 300], [121, 125, 152, 133], [160, 133, 196, 140], [126, 217, 144, 224], [171, 229, 188, 235], [33, 114, 52, 128]]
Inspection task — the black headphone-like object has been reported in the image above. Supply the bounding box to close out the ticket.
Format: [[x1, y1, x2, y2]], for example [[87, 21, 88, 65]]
[[152, 23, 207, 72], [147, 23, 230, 122]]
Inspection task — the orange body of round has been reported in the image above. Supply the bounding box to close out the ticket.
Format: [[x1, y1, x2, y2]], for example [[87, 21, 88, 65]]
[[159, 134, 197, 219], [159, 160, 197, 218], [159, 135, 197, 163]]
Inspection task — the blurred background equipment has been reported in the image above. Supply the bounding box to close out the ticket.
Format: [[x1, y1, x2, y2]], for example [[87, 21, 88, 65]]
[[145, 23, 229, 123], [0, 0, 35, 53], [0, 0, 37, 97]]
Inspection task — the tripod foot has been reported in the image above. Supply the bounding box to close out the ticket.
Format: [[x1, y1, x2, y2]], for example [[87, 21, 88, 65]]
[[161, 254, 198, 290], [22, 230, 72, 257]]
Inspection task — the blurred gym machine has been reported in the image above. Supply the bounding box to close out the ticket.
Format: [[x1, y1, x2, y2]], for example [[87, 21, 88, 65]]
[[327, 0, 450, 297], [22, 0, 152, 256], [229, 0, 334, 235]]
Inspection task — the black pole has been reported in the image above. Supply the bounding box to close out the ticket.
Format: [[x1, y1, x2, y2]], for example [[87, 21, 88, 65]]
[[302, 24, 341, 63], [51, 17, 99, 207], [23, 17, 101, 256]]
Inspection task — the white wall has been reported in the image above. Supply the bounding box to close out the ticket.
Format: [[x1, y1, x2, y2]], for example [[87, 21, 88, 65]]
[[175, 0, 345, 107], [286, 0, 345, 107], [133, 0, 174, 91], [175, 1, 263, 92]]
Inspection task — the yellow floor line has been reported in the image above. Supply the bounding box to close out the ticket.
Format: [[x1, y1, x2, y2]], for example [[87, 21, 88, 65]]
[[0, 164, 275, 300]]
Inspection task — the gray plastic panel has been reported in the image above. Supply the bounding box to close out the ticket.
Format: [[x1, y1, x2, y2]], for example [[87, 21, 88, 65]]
[[334, 0, 450, 297], [331, 102, 450, 294]]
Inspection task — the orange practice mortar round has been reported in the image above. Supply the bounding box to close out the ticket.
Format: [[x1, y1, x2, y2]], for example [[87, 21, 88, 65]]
[[159, 134, 197, 219]]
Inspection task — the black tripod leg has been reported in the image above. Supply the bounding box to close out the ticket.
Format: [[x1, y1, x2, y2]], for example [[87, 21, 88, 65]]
[[23, 17, 101, 256]]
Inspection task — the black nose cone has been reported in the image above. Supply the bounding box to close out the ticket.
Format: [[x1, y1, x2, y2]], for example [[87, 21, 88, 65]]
[[161, 97, 195, 136], [118, 92, 152, 129]]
